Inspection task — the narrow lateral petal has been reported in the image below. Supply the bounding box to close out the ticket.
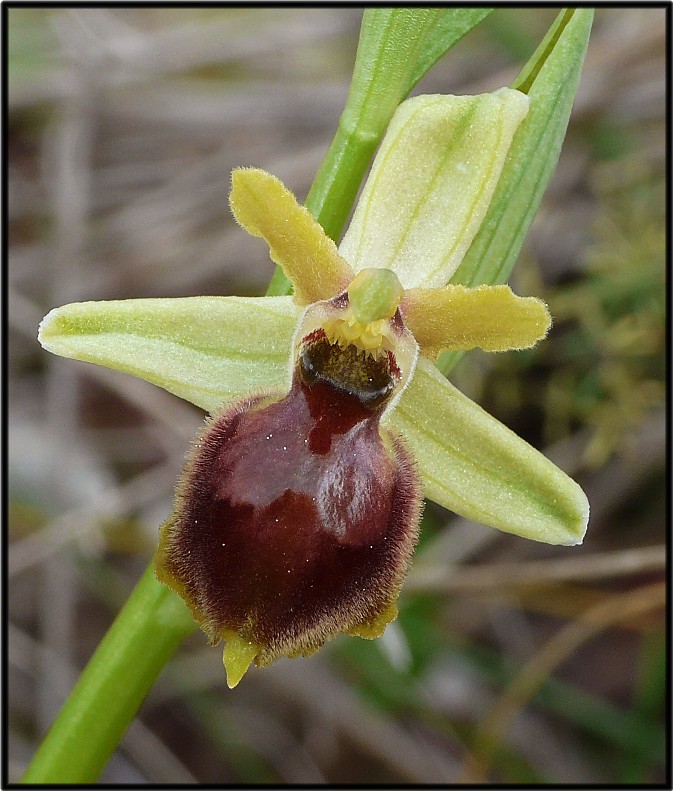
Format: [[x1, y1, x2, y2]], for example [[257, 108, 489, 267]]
[[38, 296, 300, 413], [387, 357, 589, 546], [402, 284, 551, 358], [339, 89, 529, 289], [229, 168, 354, 305]]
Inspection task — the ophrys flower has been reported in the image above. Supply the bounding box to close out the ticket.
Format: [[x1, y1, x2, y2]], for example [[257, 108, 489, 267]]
[[38, 89, 589, 687]]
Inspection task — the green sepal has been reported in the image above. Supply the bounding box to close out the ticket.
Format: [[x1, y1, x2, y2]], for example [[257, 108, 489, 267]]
[[38, 296, 300, 414], [388, 357, 589, 546], [339, 89, 529, 289]]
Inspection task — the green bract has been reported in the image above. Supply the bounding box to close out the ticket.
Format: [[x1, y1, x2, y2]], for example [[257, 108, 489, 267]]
[[345, 8, 494, 139]]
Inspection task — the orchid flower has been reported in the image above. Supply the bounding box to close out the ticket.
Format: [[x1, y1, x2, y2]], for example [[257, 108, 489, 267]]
[[38, 89, 589, 688]]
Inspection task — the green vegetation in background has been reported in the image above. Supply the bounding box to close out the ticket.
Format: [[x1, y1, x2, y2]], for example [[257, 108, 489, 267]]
[[7, 9, 56, 82], [616, 632, 667, 783], [186, 694, 280, 784], [335, 600, 664, 781], [457, 635, 666, 776], [546, 164, 664, 467]]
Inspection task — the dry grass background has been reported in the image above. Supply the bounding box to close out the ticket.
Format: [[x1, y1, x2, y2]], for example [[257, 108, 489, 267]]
[[7, 7, 667, 784]]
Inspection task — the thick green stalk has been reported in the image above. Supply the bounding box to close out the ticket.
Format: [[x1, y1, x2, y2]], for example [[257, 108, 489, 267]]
[[21, 562, 195, 784]]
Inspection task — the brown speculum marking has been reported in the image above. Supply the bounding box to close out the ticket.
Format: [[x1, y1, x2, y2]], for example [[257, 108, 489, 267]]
[[299, 333, 398, 410]]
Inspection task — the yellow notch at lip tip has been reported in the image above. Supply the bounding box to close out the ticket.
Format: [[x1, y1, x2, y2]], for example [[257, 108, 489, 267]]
[[223, 634, 258, 689], [347, 599, 399, 640]]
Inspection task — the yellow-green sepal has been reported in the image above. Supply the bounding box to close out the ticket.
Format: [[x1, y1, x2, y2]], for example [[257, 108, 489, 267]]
[[38, 296, 300, 413], [387, 357, 589, 546], [338, 89, 529, 289]]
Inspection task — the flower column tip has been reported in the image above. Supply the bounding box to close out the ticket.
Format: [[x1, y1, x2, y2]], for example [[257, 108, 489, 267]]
[[348, 268, 404, 323]]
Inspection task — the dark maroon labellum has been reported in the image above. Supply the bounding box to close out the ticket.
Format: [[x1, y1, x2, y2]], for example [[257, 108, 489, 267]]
[[157, 329, 422, 665]]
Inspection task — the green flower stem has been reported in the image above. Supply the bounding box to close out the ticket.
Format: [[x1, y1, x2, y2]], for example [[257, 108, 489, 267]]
[[21, 562, 195, 784], [305, 123, 379, 246]]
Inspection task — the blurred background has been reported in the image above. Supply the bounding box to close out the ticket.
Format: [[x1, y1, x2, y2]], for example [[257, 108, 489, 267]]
[[8, 7, 666, 784]]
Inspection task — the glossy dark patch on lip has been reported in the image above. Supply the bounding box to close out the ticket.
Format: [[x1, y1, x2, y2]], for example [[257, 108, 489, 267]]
[[299, 333, 398, 411]]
